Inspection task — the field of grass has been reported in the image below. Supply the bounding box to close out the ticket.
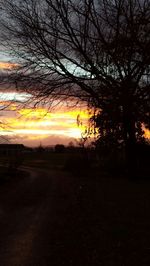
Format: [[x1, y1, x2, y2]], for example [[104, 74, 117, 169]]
[[23, 151, 69, 169]]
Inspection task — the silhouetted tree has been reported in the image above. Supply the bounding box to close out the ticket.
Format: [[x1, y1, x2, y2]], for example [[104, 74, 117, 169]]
[[0, 0, 150, 170], [55, 144, 65, 153]]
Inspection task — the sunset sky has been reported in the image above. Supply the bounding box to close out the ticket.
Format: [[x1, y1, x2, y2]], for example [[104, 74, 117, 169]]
[[0, 103, 89, 147], [0, 59, 149, 147], [0, 60, 90, 146]]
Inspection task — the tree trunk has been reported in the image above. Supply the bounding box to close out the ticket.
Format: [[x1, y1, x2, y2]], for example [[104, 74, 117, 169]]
[[123, 112, 137, 178]]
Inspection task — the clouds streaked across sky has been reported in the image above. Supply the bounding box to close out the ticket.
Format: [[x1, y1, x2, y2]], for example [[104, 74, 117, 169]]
[[0, 56, 90, 146], [0, 57, 149, 147], [0, 92, 31, 102], [0, 99, 89, 146]]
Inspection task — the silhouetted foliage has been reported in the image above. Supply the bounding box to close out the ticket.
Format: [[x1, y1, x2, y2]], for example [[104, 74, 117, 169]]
[[64, 150, 90, 173], [55, 144, 65, 153], [36, 144, 45, 153]]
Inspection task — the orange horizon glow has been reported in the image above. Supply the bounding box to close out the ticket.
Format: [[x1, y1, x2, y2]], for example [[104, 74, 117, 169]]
[[0, 107, 90, 145], [0, 62, 19, 70], [144, 128, 150, 140], [0, 105, 149, 146]]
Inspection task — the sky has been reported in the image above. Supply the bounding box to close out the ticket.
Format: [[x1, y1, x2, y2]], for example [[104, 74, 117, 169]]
[[0, 60, 149, 147], [0, 103, 90, 147], [0, 60, 90, 147]]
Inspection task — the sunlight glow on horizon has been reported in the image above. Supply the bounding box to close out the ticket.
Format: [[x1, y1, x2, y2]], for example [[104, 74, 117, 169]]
[[0, 91, 149, 146], [144, 128, 150, 140], [0, 107, 89, 145], [1, 128, 83, 138]]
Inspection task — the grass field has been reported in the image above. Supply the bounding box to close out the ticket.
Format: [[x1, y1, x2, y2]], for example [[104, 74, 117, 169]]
[[23, 151, 70, 169]]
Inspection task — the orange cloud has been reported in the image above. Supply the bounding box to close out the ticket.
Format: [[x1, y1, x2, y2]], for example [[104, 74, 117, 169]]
[[0, 62, 19, 70], [18, 108, 89, 120]]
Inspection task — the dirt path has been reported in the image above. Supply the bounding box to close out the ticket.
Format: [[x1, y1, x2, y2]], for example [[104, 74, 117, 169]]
[[0, 167, 78, 266], [0, 167, 150, 265]]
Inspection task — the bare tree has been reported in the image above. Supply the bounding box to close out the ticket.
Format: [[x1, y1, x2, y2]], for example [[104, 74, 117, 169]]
[[0, 0, 150, 167]]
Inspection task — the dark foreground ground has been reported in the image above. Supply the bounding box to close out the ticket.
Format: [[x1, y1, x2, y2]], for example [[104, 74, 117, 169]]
[[0, 166, 150, 265]]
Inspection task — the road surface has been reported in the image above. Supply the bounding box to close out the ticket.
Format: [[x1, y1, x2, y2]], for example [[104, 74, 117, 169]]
[[0, 167, 85, 266], [0, 166, 150, 265]]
